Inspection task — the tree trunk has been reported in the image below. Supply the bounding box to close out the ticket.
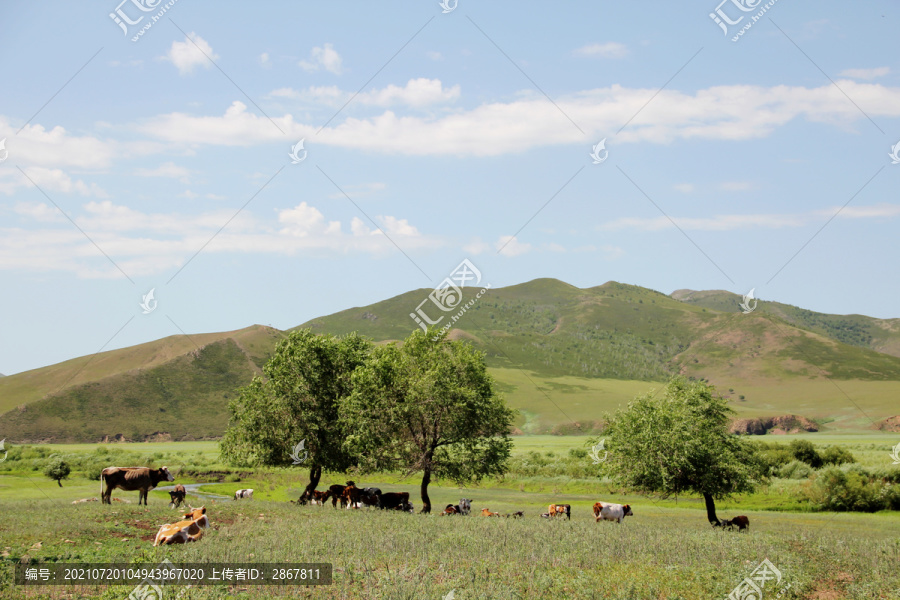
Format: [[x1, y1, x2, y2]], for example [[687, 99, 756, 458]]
[[306, 465, 321, 494], [57, 479, 62, 487], [420, 467, 432, 514], [704, 493, 721, 526]]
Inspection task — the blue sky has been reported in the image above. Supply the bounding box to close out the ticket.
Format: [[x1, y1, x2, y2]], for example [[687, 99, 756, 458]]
[[1, 0, 898, 375]]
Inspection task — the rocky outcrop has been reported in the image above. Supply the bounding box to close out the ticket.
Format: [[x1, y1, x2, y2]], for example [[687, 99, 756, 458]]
[[729, 414, 819, 435], [873, 415, 900, 432]]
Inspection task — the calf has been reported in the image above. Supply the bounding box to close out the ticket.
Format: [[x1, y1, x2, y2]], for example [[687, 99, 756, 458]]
[[548, 504, 571, 520], [593, 502, 633, 523], [153, 506, 209, 546], [721, 515, 750, 532], [234, 489, 254, 500], [168, 484, 186, 509], [480, 508, 501, 517]]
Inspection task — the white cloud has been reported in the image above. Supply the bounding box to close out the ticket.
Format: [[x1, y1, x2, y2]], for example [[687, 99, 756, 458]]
[[140, 81, 900, 156], [600, 203, 900, 232], [673, 183, 694, 193], [496, 235, 531, 257], [357, 78, 460, 107], [573, 42, 628, 58], [259, 52, 270, 68], [0, 118, 117, 169], [0, 200, 438, 278], [1, 167, 108, 198], [299, 43, 343, 74], [463, 238, 492, 255], [426, 51, 443, 61], [135, 161, 192, 183], [164, 33, 218, 75], [719, 181, 753, 192], [838, 67, 890, 80]]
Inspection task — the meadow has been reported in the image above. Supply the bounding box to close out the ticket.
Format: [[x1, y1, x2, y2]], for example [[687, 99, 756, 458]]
[[1, 436, 899, 599]]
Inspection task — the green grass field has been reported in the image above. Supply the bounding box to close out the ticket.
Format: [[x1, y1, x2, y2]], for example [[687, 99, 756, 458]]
[[1, 437, 899, 599]]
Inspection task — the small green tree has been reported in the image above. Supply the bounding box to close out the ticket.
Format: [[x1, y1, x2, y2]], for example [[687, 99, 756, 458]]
[[789, 439, 823, 468], [220, 329, 371, 497], [598, 377, 765, 526], [342, 329, 514, 513], [44, 456, 71, 487]]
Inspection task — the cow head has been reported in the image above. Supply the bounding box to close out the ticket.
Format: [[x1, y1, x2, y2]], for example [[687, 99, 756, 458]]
[[184, 506, 206, 519], [160, 466, 174, 482], [623, 504, 633, 517]]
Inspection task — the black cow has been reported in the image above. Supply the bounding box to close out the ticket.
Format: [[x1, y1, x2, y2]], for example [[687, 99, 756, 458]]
[[377, 492, 412, 511], [168, 484, 186, 509], [101, 466, 174, 505]]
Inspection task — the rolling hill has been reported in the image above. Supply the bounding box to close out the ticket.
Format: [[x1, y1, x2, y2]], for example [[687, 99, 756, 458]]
[[1, 279, 898, 442]]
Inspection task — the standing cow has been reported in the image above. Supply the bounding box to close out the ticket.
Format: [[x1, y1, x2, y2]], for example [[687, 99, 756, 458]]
[[234, 489, 254, 500], [593, 502, 633, 523], [168, 484, 187, 509], [101, 466, 174, 505]]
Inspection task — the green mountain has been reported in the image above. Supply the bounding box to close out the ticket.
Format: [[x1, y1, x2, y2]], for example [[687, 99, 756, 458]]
[[1, 280, 898, 442]]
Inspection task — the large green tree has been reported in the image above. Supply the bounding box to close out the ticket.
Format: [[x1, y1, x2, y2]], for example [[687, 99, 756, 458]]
[[597, 377, 765, 525], [219, 329, 371, 497], [341, 329, 514, 513]]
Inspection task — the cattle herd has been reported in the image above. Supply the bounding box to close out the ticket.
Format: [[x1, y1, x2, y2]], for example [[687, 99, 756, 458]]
[[92, 468, 751, 540]]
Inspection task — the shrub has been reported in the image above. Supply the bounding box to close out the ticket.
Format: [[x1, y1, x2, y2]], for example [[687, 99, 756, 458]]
[[779, 460, 813, 480], [43, 456, 71, 487], [789, 439, 823, 468], [820, 445, 855, 466], [803, 466, 885, 512]]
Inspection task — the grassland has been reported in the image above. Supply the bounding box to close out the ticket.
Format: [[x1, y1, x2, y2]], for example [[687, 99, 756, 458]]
[[2, 437, 900, 599]]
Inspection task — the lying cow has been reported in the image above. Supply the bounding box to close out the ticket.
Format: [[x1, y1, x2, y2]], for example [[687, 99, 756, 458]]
[[548, 504, 571, 520], [72, 497, 98, 504], [234, 489, 254, 500], [101, 466, 174, 505], [168, 484, 186, 509], [593, 502, 633, 524], [153, 506, 209, 546], [442, 504, 460, 515], [721, 515, 750, 532], [378, 491, 412, 512], [480, 508, 501, 517], [442, 498, 472, 516], [506, 511, 524, 518]]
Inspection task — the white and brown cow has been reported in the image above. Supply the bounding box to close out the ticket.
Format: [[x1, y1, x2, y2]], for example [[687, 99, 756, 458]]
[[593, 501, 633, 523], [548, 504, 571, 520], [234, 489, 254, 500], [153, 506, 209, 546], [101, 466, 174, 505]]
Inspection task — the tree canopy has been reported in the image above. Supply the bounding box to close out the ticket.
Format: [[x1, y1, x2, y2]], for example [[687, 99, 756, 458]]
[[219, 329, 371, 494], [598, 377, 765, 525], [341, 329, 514, 513], [44, 455, 71, 487]]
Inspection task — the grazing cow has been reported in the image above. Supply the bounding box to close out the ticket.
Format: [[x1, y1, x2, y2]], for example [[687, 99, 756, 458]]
[[299, 489, 330, 506], [548, 504, 571, 520], [593, 502, 633, 524], [480, 508, 501, 517], [721, 516, 750, 532], [506, 511, 524, 518], [327, 482, 355, 508], [359, 488, 382, 508], [153, 506, 209, 546], [168, 484, 187, 509], [377, 492, 411, 511], [100, 466, 174, 505], [234, 489, 254, 500]]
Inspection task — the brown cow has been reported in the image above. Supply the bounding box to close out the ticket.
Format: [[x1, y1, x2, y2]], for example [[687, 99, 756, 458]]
[[548, 504, 571, 520], [480, 508, 501, 517], [327, 481, 355, 508], [442, 504, 460, 515], [168, 484, 186, 509], [101, 466, 174, 505], [299, 489, 330, 506], [721, 516, 750, 532]]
